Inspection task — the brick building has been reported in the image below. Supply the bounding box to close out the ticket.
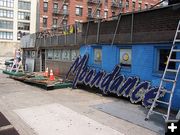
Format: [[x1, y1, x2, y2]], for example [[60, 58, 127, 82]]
[[39, 0, 159, 31]]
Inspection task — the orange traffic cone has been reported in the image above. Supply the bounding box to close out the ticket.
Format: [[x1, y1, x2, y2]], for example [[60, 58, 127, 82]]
[[44, 67, 48, 77], [49, 69, 55, 81]]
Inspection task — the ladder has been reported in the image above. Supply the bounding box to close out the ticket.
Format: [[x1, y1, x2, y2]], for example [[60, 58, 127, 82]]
[[10, 50, 24, 73], [10, 59, 24, 73], [145, 20, 180, 121]]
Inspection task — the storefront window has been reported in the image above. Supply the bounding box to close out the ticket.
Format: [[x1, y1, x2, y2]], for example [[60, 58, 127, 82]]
[[120, 49, 132, 67], [47, 50, 53, 59], [53, 50, 61, 60], [71, 50, 79, 61], [62, 50, 70, 61], [157, 49, 176, 71]]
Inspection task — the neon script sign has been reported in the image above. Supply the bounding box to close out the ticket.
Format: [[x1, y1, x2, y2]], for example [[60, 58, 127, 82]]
[[66, 54, 165, 108]]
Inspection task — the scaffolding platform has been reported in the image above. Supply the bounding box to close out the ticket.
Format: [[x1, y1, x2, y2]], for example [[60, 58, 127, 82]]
[[2, 70, 25, 77], [6, 72, 72, 90]]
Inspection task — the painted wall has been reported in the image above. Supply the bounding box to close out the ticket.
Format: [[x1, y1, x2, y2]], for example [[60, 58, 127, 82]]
[[80, 43, 180, 110]]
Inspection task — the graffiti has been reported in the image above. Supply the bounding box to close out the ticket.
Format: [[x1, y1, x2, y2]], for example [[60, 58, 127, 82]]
[[66, 54, 165, 108]]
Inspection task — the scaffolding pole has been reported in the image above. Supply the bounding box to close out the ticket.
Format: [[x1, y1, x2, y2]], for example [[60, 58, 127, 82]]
[[130, 13, 134, 43], [111, 14, 121, 45], [96, 19, 101, 43]]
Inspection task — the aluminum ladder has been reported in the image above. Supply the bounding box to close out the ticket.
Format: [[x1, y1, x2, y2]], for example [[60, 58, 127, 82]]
[[145, 20, 180, 121]]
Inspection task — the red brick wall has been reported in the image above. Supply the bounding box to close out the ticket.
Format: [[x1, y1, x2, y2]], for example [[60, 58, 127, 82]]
[[39, 0, 159, 31]]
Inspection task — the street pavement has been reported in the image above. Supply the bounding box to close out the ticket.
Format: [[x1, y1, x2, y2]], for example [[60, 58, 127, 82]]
[[0, 72, 158, 135]]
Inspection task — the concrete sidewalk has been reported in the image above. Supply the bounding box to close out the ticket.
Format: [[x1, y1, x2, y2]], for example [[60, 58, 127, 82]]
[[0, 73, 158, 135]]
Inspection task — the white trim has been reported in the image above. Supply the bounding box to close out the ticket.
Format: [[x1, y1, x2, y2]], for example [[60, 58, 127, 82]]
[[76, 5, 83, 8], [42, 16, 48, 18], [75, 20, 83, 23], [0, 29, 13, 32]]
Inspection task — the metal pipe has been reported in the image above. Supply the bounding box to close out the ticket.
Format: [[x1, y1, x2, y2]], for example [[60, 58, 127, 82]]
[[96, 19, 101, 43], [111, 14, 121, 45], [85, 21, 90, 44], [130, 13, 134, 43], [75, 24, 77, 45]]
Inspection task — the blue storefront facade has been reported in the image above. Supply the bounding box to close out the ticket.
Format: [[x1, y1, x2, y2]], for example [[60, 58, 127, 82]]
[[22, 4, 180, 111], [79, 43, 180, 111]]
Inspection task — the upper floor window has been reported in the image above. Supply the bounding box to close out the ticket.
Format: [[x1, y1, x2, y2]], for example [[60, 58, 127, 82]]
[[96, 9, 100, 18], [0, 0, 14, 8], [104, 11, 108, 18], [104, 0, 108, 7], [126, 0, 129, 10], [119, 0, 122, 6], [43, 2, 48, 12], [18, 11, 30, 20], [53, 3, 58, 13], [75, 6, 83, 16], [17, 31, 28, 40], [138, 3, 142, 11], [18, 1, 31, 10], [0, 20, 13, 29], [43, 17, 47, 28], [63, 5, 68, 14], [132, 2, 135, 11], [18, 22, 30, 30], [62, 20, 67, 26], [52, 18, 57, 27], [0, 31, 13, 40], [88, 8, 92, 17], [0, 9, 13, 18], [145, 4, 148, 10]]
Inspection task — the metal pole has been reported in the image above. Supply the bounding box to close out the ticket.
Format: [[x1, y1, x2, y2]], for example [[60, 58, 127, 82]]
[[65, 24, 67, 45], [96, 19, 101, 43], [130, 13, 134, 43], [74, 24, 77, 45], [85, 21, 90, 44], [111, 14, 121, 45]]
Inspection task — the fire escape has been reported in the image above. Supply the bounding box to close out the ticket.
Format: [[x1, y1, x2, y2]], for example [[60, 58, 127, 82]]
[[111, 0, 124, 16], [52, 0, 69, 30], [87, 0, 102, 20]]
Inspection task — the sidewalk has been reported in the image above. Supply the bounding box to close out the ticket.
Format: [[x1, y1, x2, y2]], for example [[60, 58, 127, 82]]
[[0, 73, 158, 135]]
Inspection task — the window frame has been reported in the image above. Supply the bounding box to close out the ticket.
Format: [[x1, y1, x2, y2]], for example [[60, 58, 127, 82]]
[[18, 11, 30, 20], [0, 31, 13, 40], [0, 9, 13, 18], [43, 17, 47, 28], [93, 47, 102, 65], [154, 47, 176, 73], [43, 2, 48, 12], [119, 48, 132, 68], [18, 1, 31, 10], [0, 20, 13, 29], [0, 0, 14, 8], [75, 7, 83, 16]]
